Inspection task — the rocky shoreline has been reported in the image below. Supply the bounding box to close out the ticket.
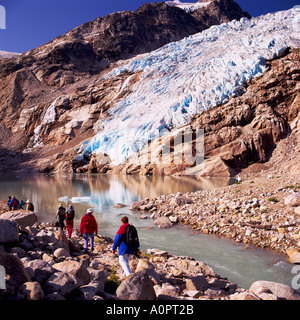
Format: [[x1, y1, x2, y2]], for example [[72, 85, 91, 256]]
[[130, 174, 300, 260], [0, 205, 300, 300]]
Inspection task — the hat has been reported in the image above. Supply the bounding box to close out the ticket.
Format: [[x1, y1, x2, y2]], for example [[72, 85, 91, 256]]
[[26, 199, 31, 203], [69, 204, 73, 207], [87, 208, 94, 214]]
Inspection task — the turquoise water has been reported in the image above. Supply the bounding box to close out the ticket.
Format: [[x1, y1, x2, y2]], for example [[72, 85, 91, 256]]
[[0, 173, 296, 291]]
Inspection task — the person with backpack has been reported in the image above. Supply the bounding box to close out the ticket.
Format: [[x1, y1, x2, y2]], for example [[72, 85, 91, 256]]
[[9, 196, 20, 211], [79, 208, 98, 254], [112, 216, 140, 278], [55, 204, 66, 231], [25, 199, 34, 212], [65, 204, 75, 238]]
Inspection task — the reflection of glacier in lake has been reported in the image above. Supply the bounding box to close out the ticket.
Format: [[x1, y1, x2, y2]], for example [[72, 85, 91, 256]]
[[58, 180, 137, 211]]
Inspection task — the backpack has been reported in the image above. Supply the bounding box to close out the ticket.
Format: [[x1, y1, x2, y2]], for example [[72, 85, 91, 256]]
[[66, 208, 74, 221], [84, 214, 96, 231], [123, 224, 139, 250]]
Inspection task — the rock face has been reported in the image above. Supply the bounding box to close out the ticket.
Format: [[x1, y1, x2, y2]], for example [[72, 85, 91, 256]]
[[0, 1, 250, 173]]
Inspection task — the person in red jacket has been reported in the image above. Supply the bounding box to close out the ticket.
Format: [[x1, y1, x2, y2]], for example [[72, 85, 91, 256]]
[[79, 208, 98, 254]]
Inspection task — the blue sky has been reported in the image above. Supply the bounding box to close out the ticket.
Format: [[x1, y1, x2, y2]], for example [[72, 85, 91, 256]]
[[0, 0, 299, 53]]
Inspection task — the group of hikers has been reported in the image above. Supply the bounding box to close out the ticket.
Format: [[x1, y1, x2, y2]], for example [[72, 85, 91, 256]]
[[7, 195, 34, 211], [56, 204, 140, 278]]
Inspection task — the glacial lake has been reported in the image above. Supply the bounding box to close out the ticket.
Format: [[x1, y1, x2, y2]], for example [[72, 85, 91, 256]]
[[0, 173, 297, 291]]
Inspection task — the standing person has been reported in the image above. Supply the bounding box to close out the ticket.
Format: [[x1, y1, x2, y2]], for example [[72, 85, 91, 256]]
[[9, 196, 20, 211], [79, 208, 98, 254], [7, 196, 12, 211], [65, 204, 75, 238], [25, 199, 34, 212], [112, 216, 140, 278], [55, 204, 66, 231]]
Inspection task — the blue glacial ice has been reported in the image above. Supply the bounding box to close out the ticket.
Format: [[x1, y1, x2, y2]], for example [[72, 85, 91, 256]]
[[79, 8, 300, 165]]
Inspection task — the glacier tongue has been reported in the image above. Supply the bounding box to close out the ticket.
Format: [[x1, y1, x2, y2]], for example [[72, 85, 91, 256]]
[[81, 8, 300, 165]]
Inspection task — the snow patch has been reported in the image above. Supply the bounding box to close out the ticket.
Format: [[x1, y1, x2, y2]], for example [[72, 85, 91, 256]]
[[166, 0, 211, 12], [27, 98, 59, 149]]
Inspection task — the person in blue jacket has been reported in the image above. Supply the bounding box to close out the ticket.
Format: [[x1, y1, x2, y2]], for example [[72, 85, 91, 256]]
[[9, 196, 19, 211], [112, 216, 139, 277]]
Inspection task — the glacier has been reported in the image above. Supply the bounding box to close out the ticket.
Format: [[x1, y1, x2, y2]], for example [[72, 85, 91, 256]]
[[79, 8, 300, 165]]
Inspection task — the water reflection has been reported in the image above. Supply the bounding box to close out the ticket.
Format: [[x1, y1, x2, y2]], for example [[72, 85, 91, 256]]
[[0, 173, 294, 290], [0, 173, 232, 223]]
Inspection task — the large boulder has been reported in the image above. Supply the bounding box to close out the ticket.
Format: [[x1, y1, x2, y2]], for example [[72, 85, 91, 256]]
[[249, 280, 300, 300], [52, 260, 91, 286], [26, 259, 55, 283], [0, 250, 31, 288], [19, 281, 44, 300], [44, 272, 79, 296], [285, 193, 300, 207], [153, 217, 173, 229], [185, 275, 210, 292], [116, 270, 157, 300], [0, 210, 37, 227], [0, 218, 19, 244]]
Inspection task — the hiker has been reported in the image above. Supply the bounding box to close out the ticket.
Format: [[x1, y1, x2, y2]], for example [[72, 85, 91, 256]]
[[79, 208, 98, 254], [19, 200, 24, 209], [7, 196, 12, 210], [55, 204, 66, 231], [112, 216, 140, 278], [25, 199, 34, 212], [9, 196, 20, 211], [65, 204, 75, 238]]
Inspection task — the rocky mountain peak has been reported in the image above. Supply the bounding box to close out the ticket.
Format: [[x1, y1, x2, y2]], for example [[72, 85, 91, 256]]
[[0, 0, 252, 173]]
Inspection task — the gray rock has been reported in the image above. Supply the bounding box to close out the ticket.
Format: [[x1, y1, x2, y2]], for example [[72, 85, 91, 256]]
[[52, 260, 91, 286], [87, 267, 109, 283], [19, 281, 44, 300], [0, 218, 19, 244], [36, 230, 56, 243], [116, 270, 157, 300], [26, 259, 55, 283], [53, 248, 71, 259], [284, 193, 300, 207], [79, 281, 105, 300], [129, 200, 145, 210], [0, 211, 37, 227], [289, 251, 300, 264], [0, 250, 31, 288], [185, 275, 210, 292], [249, 280, 300, 300], [153, 217, 173, 228], [44, 272, 78, 296]]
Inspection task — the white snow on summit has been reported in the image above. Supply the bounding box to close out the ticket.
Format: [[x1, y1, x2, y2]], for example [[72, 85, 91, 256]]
[[80, 8, 300, 165], [166, 0, 211, 12]]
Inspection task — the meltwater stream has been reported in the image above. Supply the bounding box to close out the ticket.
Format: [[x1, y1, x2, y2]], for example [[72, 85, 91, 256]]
[[0, 173, 296, 291]]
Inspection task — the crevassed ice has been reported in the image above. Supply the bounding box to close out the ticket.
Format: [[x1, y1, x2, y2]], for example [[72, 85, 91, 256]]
[[81, 9, 300, 165]]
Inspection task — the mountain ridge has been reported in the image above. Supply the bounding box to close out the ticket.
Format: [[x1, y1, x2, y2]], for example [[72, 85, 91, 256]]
[[1, 2, 299, 178]]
